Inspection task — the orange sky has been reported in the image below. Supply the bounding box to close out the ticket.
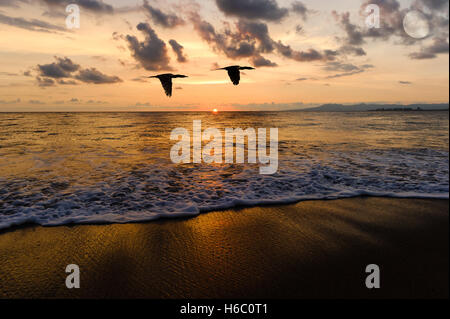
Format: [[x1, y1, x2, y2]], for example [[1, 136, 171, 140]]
[[0, 0, 448, 111]]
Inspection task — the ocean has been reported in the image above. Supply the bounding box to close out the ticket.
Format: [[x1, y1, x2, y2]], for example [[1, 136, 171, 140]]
[[0, 111, 448, 230]]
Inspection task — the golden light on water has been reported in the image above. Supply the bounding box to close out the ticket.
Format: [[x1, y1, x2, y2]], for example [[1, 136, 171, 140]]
[[212, 109, 218, 114]]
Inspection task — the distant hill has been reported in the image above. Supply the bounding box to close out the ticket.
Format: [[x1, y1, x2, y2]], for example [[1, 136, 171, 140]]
[[293, 103, 449, 112]]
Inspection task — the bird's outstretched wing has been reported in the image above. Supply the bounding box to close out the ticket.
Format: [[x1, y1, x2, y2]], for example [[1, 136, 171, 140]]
[[239, 66, 255, 70], [159, 77, 173, 97], [172, 74, 188, 78], [227, 68, 240, 85]]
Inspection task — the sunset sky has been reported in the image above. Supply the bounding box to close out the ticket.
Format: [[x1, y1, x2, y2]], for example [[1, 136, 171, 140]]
[[0, 0, 448, 111]]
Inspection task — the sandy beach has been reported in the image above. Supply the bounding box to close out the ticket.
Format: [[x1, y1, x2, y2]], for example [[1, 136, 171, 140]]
[[0, 197, 448, 299]]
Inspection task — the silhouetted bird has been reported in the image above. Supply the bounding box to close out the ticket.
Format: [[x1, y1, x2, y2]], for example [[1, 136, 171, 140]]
[[149, 74, 188, 97], [216, 66, 255, 85]]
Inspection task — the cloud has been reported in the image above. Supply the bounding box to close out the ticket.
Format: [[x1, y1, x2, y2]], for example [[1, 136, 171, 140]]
[[125, 22, 173, 71], [169, 39, 188, 63], [190, 13, 258, 60], [190, 13, 336, 67], [215, 0, 288, 21], [399, 80, 412, 84], [251, 55, 278, 67], [37, 57, 80, 78], [0, 12, 66, 33], [0, 98, 21, 104], [324, 61, 362, 72], [143, 0, 185, 28], [333, 0, 449, 60], [416, 0, 449, 11], [0, 0, 28, 8], [325, 63, 374, 79], [36, 76, 56, 87], [276, 42, 336, 62], [34, 56, 121, 86], [28, 99, 44, 105], [40, 0, 113, 14], [131, 76, 150, 82], [409, 37, 449, 59], [291, 1, 311, 20], [86, 99, 108, 104], [57, 79, 78, 85], [74, 68, 122, 84], [338, 45, 367, 56]]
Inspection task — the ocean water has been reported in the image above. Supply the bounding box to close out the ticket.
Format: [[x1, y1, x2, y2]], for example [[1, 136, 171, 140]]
[[0, 111, 448, 229]]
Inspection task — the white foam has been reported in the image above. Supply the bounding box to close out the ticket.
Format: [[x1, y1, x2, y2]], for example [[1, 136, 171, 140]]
[[0, 148, 448, 230]]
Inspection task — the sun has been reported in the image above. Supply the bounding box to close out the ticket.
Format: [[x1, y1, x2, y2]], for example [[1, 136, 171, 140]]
[[212, 108, 219, 113]]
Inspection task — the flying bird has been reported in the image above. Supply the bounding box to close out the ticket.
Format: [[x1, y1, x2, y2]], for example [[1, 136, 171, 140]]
[[216, 66, 255, 85], [149, 73, 188, 97]]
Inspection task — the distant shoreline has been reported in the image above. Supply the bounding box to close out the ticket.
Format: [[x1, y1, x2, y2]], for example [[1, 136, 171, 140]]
[[293, 108, 450, 112], [291, 103, 449, 112]]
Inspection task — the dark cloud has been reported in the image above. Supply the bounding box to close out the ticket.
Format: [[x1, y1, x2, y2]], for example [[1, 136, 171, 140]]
[[333, 0, 449, 60], [34, 56, 121, 86], [418, 0, 449, 10], [190, 13, 336, 67], [324, 61, 361, 72], [399, 80, 413, 84], [74, 68, 122, 84], [333, 11, 366, 46], [37, 57, 80, 78], [275, 42, 334, 62], [291, 1, 311, 20], [325, 63, 374, 79], [190, 13, 258, 60], [0, 0, 28, 8], [58, 79, 78, 85], [409, 37, 449, 59], [236, 20, 274, 53], [40, 0, 113, 14], [295, 25, 304, 34], [169, 39, 188, 63], [143, 0, 185, 28], [251, 55, 278, 67], [215, 0, 288, 22], [125, 22, 173, 71], [0, 12, 66, 33], [338, 45, 367, 56]]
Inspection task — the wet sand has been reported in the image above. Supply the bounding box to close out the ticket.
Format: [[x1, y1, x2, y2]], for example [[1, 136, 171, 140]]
[[0, 197, 448, 299]]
